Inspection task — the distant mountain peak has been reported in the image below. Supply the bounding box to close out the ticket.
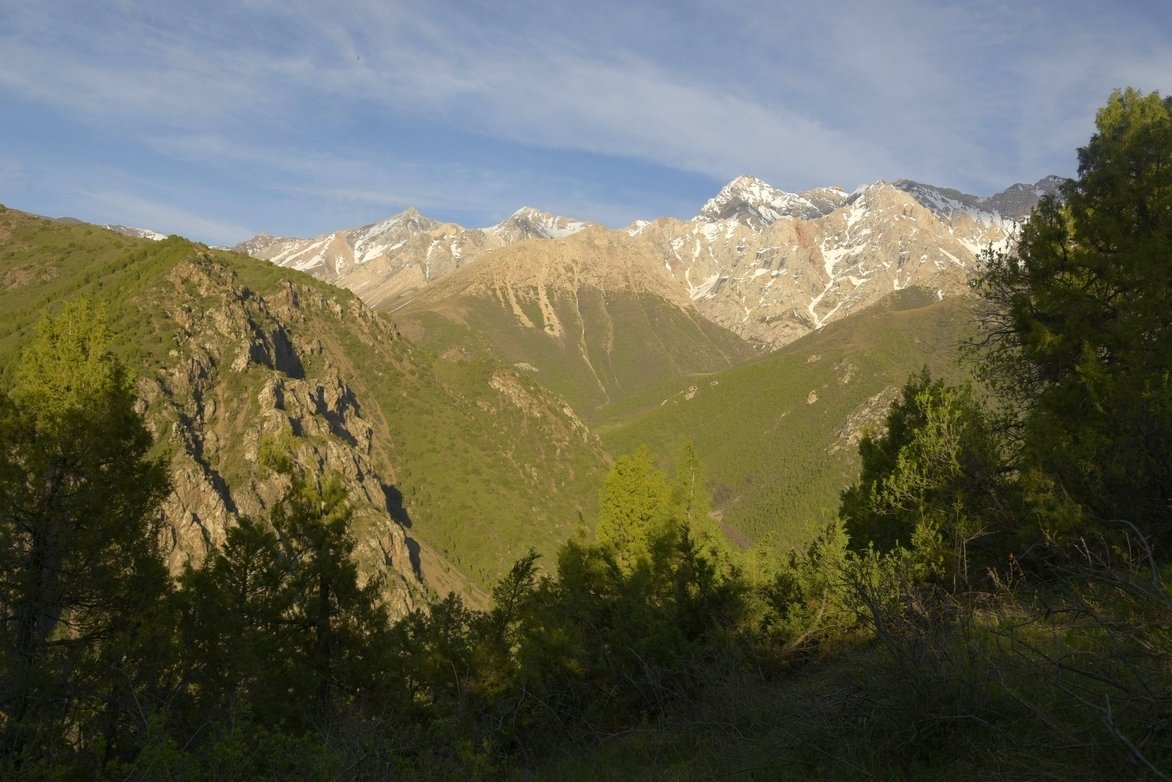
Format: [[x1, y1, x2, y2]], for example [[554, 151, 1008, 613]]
[[893, 176, 1066, 221], [103, 224, 167, 241], [488, 206, 591, 240], [235, 169, 1062, 351], [698, 175, 848, 228]]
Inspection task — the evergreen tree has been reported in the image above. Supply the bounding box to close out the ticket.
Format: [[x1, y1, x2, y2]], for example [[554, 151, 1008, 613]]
[[0, 301, 171, 771], [178, 469, 388, 732], [596, 447, 674, 570], [975, 88, 1172, 548], [841, 370, 1006, 584], [270, 472, 388, 712]]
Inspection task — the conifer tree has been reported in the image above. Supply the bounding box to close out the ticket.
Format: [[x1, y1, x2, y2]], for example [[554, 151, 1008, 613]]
[[841, 370, 1005, 584], [975, 88, 1172, 548], [0, 300, 171, 770], [596, 447, 674, 570]]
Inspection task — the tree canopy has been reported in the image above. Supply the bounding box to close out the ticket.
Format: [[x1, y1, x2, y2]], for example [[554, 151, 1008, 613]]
[[0, 301, 171, 771], [975, 88, 1172, 549]]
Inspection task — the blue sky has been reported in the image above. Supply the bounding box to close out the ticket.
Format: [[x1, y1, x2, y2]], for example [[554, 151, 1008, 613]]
[[1, 1, 1169, 246]]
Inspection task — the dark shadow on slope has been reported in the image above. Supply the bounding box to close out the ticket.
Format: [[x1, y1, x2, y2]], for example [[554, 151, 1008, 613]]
[[404, 536, 423, 581], [383, 484, 412, 528]]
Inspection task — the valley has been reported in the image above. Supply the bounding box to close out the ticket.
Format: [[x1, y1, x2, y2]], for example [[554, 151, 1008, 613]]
[[0, 172, 1051, 599], [2, 0, 1165, 767]]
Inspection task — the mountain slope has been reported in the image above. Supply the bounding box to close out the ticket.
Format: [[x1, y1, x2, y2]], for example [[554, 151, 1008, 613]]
[[0, 204, 608, 601], [644, 177, 1059, 349], [390, 228, 757, 416], [236, 207, 595, 310], [696, 175, 849, 226], [238, 175, 1057, 353], [597, 287, 979, 552]]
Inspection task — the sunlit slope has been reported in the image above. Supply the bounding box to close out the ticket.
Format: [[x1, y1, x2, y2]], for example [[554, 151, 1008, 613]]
[[598, 288, 979, 551], [389, 228, 757, 418], [0, 205, 607, 598]]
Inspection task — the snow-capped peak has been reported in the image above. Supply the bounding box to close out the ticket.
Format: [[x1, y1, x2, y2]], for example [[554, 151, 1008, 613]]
[[487, 207, 590, 240], [346, 208, 442, 266], [104, 224, 167, 241], [894, 177, 1066, 222], [698, 175, 848, 229]]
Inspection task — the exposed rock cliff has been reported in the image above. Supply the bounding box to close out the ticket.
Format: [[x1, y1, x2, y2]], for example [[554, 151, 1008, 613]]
[[135, 254, 423, 615]]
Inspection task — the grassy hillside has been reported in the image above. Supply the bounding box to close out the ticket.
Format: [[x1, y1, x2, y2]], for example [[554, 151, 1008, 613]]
[[0, 205, 607, 596], [0, 203, 979, 585], [598, 288, 979, 552]]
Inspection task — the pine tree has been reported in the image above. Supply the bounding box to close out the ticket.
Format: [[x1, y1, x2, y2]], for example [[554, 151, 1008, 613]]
[[178, 469, 388, 731], [596, 447, 674, 570], [975, 88, 1172, 548], [841, 370, 1005, 585], [0, 300, 171, 770]]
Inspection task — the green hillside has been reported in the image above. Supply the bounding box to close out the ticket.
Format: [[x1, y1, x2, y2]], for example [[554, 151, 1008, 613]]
[[598, 288, 979, 552], [0, 204, 977, 580], [0, 205, 607, 595]]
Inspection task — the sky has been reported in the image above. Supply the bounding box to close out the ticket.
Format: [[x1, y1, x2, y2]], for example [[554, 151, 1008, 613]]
[[1, 1, 1169, 246]]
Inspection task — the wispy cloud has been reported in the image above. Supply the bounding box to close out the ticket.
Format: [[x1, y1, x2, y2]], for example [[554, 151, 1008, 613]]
[[2, 0, 1169, 243], [76, 188, 254, 246]]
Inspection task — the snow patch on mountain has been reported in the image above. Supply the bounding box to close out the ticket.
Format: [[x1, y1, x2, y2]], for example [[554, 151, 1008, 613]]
[[488, 207, 590, 240], [104, 224, 167, 241], [697, 175, 848, 229], [234, 170, 1060, 352]]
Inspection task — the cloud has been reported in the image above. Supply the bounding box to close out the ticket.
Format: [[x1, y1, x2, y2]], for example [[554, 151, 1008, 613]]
[[1, 0, 899, 188], [78, 188, 254, 246], [3, 0, 1171, 242]]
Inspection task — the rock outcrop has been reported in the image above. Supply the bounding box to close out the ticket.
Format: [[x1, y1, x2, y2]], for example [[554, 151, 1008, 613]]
[[136, 255, 423, 615]]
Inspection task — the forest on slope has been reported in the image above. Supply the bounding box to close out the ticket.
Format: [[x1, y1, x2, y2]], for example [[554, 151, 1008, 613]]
[[0, 89, 1169, 780]]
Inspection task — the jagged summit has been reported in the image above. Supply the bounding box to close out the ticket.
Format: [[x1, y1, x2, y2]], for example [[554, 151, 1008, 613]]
[[487, 206, 591, 241], [893, 176, 1066, 221], [234, 170, 1061, 350], [348, 208, 442, 266], [982, 175, 1066, 220], [697, 175, 848, 228]]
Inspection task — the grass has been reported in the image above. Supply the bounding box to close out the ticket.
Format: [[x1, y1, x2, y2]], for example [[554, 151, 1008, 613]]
[[0, 207, 993, 595], [394, 281, 756, 420], [597, 290, 981, 555], [0, 206, 608, 595]]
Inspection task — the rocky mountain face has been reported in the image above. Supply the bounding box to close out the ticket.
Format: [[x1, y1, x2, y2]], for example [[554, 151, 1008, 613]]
[[236, 207, 594, 310], [696, 175, 849, 226], [131, 251, 610, 600], [394, 228, 756, 415], [131, 253, 426, 616], [647, 177, 1057, 348], [893, 175, 1065, 221], [238, 175, 1062, 351], [0, 208, 612, 607]]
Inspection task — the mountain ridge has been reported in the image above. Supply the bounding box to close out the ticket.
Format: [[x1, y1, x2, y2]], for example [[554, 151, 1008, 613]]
[[236, 174, 1062, 351], [0, 206, 610, 601]]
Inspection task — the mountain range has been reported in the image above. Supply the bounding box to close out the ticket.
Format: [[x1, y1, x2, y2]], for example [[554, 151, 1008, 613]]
[[237, 174, 1063, 351], [0, 172, 1060, 607]]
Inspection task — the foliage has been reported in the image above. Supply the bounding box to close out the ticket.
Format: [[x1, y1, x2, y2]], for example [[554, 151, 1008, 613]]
[[0, 208, 607, 596], [178, 469, 390, 736], [4, 90, 1172, 779], [596, 447, 675, 570], [0, 301, 172, 773], [975, 88, 1172, 550], [601, 290, 978, 553], [841, 369, 1010, 585]]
